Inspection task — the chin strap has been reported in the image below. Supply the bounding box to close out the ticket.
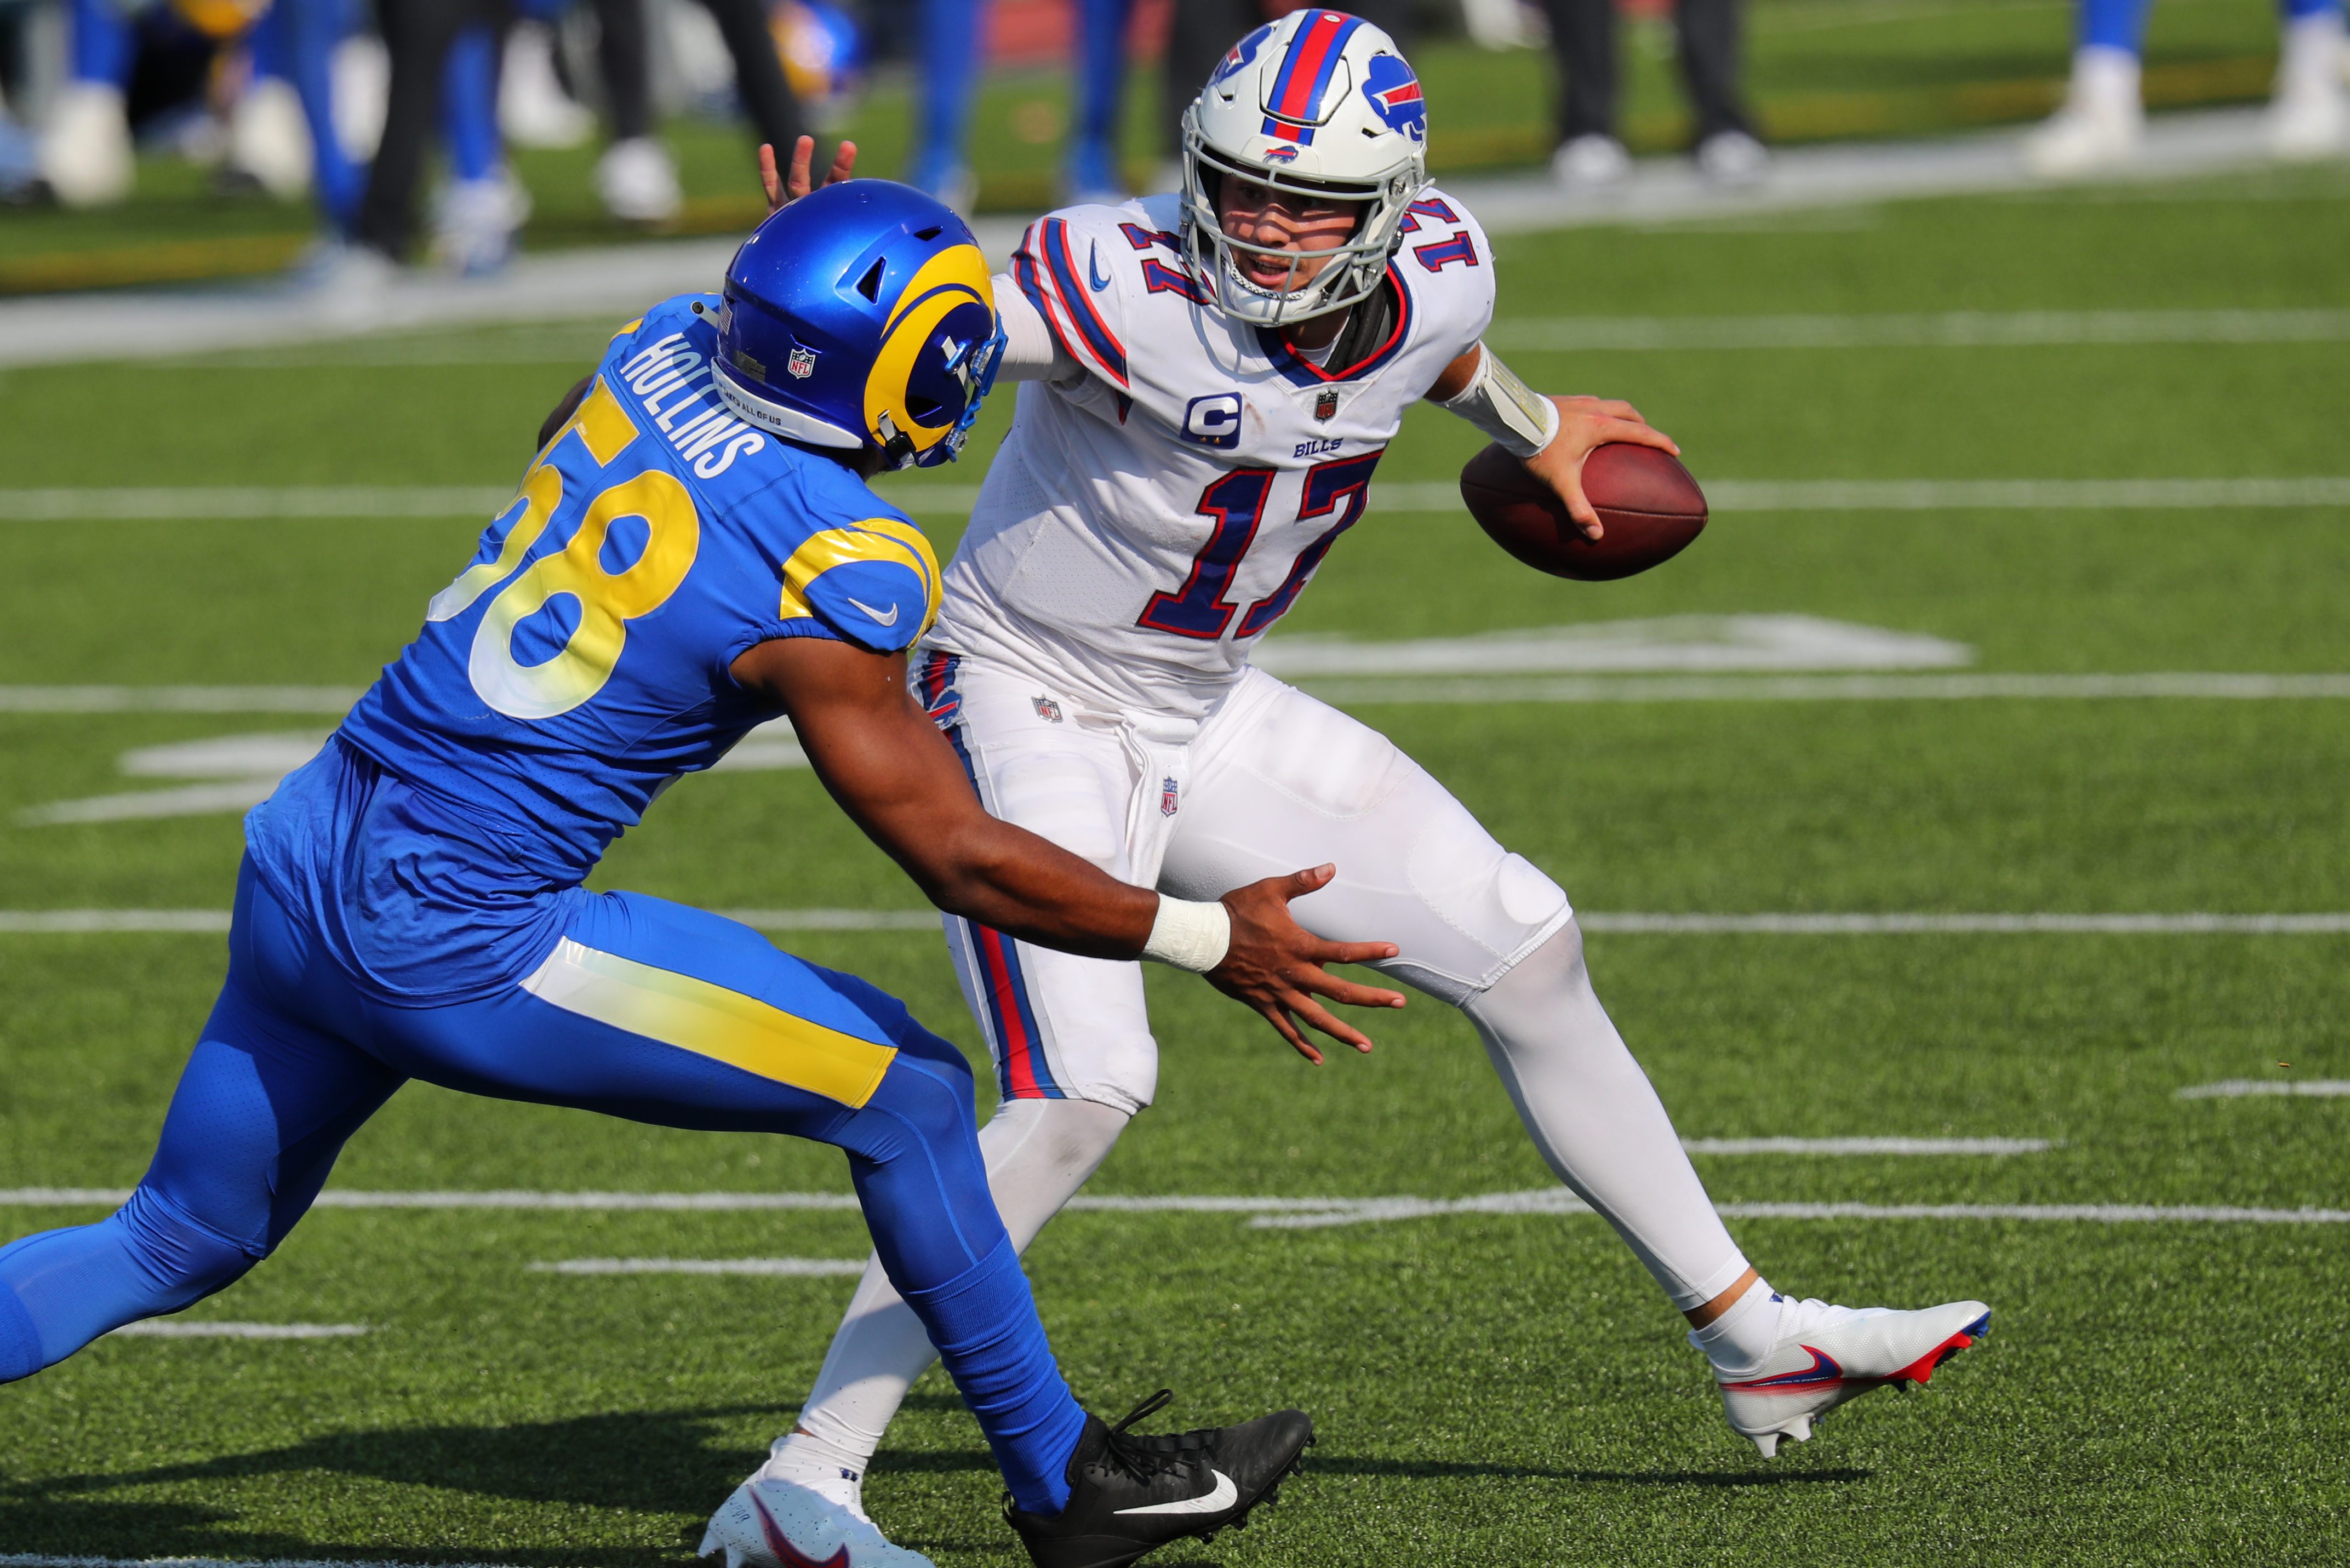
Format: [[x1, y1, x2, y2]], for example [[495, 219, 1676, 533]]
[[1440, 343, 1560, 458]]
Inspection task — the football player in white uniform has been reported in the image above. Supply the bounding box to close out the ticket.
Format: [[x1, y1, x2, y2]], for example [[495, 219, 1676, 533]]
[[705, 21, 1992, 1568]]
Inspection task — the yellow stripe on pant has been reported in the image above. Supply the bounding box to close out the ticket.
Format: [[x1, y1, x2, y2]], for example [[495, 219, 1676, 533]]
[[521, 938, 897, 1108]]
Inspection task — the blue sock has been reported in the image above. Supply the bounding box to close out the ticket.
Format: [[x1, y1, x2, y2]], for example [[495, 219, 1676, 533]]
[[444, 25, 503, 184], [1069, 0, 1129, 192], [2283, 0, 2340, 22], [2080, 0, 2153, 54], [913, 0, 981, 187], [0, 1188, 254, 1383], [900, 1238, 1087, 1515], [69, 0, 134, 86]]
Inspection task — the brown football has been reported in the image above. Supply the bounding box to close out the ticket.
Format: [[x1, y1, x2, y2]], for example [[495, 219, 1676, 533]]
[[1459, 441, 1708, 581]]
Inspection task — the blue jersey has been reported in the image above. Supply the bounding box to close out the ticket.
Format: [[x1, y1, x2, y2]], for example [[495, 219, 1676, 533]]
[[247, 294, 942, 1003]]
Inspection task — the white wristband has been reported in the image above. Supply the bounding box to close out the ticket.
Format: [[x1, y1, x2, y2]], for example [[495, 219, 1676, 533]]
[[1141, 895, 1232, 972]]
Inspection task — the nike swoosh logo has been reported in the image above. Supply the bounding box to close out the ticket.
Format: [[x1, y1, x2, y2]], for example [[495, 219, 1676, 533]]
[[845, 596, 901, 627], [1115, 1468, 1238, 1517], [1089, 245, 1112, 293], [1723, 1345, 1845, 1390]]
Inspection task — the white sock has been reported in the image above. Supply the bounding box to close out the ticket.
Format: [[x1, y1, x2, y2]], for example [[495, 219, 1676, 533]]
[[2280, 12, 2346, 96], [756, 1426, 872, 1516], [2071, 45, 2143, 116], [752, 1098, 1131, 1493], [1686, 1277, 1782, 1375], [1462, 922, 1753, 1312]]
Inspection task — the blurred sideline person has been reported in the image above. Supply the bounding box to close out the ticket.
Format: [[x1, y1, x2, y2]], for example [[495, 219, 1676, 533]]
[[36, 0, 359, 210], [0, 165, 1358, 1568], [704, 15, 1993, 1566], [353, 0, 807, 267], [432, 19, 531, 271], [2026, 0, 2348, 172], [1543, 0, 1765, 188], [906, 0, 1146, 211]]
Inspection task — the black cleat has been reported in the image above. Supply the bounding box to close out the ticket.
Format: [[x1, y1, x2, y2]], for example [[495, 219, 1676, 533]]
[[1005, 1389, 1312, 1568]]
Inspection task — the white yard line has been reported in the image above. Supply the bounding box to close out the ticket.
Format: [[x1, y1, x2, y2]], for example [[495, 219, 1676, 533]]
[[7, 673, 2349, 717], [1579, 912, 2350, 932], [1488, 308, 2350, 352], [1255, 616, 1974, 676], [1302, 673, 2350, 703], [1703, 477, 2350, 510], [1248, 1193, 2350, 1228], [6, 910, 2347, 937], [0, 911, 235, 932], [531, 1257, 866, 1276], [2176, 1080, 2350, 1098], [0, 686, 361, 713], [0, 487, 512, 520], [11, 1183, 2340, 1234], [106, 1321, 369, 1339], [8, 475, 2348, 520], [1678, 1136, 2052, 1154], [19, 780, 284, 827]]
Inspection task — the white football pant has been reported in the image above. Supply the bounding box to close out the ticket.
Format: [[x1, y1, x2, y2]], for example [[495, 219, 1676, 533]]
[[775, 655, 1749, 1473]]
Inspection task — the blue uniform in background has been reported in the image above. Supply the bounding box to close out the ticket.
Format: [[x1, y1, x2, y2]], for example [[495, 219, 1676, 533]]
[[0, 295, 1087, 1515]]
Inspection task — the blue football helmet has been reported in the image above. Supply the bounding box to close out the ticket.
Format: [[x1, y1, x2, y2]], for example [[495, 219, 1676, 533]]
[[713, 181, 1005, 471]]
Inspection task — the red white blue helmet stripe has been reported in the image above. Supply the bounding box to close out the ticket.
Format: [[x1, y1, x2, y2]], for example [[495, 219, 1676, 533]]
[[1259, 9, 1364, 143]]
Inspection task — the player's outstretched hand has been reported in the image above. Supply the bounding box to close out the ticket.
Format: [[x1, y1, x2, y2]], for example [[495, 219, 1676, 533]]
[[1208, 865, 1405, 1065], [761, 135, 859, 213], [1523, 395, 1682, 540]]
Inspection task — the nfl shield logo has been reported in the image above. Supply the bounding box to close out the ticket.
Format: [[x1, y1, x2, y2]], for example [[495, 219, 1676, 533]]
[[1032, 695, 1063, 723], [1160, 777, 1180, 817], [787, 346, 817, 379], [1313, 389, 1339, 421]]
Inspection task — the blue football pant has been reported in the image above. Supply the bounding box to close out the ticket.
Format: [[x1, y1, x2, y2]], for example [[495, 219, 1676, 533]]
[[0, 859, 1084, 1514], [250, 0, 368, 229], [1071, 0, 1130, 190], [2083, 0, 2335, 53], [913, 0, 982, 189]]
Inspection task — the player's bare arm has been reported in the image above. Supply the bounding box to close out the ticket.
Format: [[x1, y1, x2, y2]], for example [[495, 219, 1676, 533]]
[[730, 633, 1406, 1057]]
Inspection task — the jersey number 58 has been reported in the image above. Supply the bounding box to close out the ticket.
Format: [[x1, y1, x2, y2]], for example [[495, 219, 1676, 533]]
[[425, 379, 701, 720]]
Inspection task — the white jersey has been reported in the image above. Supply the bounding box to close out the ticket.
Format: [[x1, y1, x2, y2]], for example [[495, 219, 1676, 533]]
[[929, 188, 1496, 719]]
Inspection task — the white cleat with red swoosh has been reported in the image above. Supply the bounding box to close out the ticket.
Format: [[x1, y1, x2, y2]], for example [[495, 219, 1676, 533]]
[[698, 1477, 936, 1568], [1708, 1296, 1992, 1457]]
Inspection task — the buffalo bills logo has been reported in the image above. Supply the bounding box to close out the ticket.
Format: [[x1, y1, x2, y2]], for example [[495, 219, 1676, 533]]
[[1362, 54, 1426, 143], [1213, 23, 1274, 85], [1261, 144, 1300, 163]]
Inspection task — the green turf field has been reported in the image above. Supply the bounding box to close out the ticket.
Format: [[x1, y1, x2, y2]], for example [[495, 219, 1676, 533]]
[[4, 165, 2349, 1565]]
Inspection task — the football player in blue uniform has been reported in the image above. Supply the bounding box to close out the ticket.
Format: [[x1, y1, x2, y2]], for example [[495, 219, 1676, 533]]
[[0, 172, 1400, 1568]]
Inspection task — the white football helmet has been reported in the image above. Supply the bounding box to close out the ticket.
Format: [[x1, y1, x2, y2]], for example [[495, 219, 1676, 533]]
[[1178, 9, 1431, 326]]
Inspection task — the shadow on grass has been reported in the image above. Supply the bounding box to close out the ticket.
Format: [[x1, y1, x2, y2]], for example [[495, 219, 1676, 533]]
[[1312, 1454, 1873, 1487], [864, 1446, 1872, 1492], [4, 1405, 785, 1544], [0, 1494, 682, 1568]]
